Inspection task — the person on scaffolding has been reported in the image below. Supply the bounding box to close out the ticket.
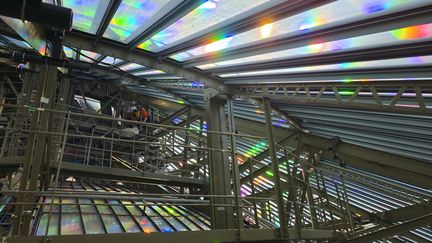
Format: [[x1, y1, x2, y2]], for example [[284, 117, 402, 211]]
[[131, 106, 149, 129], [119, 105, 148, 138], [120, 105, 149, 138]]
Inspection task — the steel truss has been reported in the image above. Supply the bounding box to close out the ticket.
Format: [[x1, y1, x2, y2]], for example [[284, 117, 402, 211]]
[[231, 79, 432, 115]]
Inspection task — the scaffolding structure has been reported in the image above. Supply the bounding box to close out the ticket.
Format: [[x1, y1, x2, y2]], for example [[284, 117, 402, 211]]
[[0, 1, 431, 242], [0, 68, 430, 242]]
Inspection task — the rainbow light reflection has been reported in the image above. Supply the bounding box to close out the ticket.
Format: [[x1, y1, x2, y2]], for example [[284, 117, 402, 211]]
[[63, 0, 110, 34], [119, 62, 146, 72], [391, 24, 432, 40], [170, 0, 429, 62], [219, 55, 432, 78], [298, 17, 324, 31], [244, 140, 268, 158], [1, 16, 47, 55], [362, 0, 390, 13], [63, 46, 75, 59], [133, 69, 165, 76], [138, 0, 270, 52], [104, 0, 174, 43], [199, 23, 432, 71], [79, 50, 101, 63]]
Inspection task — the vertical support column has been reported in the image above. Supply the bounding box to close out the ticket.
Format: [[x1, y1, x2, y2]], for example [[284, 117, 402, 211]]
[[293, 133, 303, 229], [0, 77, 4, 116], [42, 76, 70, 190], [181, 107, 192, 194], [194, 117, 204, 180], [248, 155, 259, 227], [304, 148, 318, 229], [260, 201, 268, 220], [12, 64, 47, 235], [205, 94, 234, 229], [13, 64, 58, 235], [226, 95, 242, 230], [263, 98, 288, 238]]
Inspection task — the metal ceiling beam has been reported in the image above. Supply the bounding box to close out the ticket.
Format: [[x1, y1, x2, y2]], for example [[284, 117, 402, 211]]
[[94, 0, 122, 44], [148, 80, 207, 90], [230, 77, 432, 116], [144, 81, 303, 130], [206, 41, 432, 74], [63, 31, 226, 92], [219, 67, 432, 85], [73, 64, 196, 107], [344, 213, 432, 243], [3, 228, 342, 243], [183, 5, 432, 67], [157, 0, 335, 57]]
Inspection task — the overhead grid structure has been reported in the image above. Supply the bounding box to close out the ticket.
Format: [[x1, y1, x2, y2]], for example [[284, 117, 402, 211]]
[[0, 0, 431, 242]]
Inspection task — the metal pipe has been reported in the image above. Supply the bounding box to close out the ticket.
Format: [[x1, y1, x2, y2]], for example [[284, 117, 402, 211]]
[[0, 0, 73, 29], [0, 51, 89, 71]]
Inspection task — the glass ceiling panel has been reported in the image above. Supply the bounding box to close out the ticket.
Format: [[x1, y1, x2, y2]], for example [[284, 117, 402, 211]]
[[33, 182, 213, 236], [36, 214, 59, 236], [118, 215, 141, 232], [99, 56, 124, 66], [101, 215, 124, 233], [63, 46, 76, 59], [219, 55, 432, 78], [133, 69, 166, 76], [63, 0, 110, 34], [170, 0, 430, 62], [79, 50, 102, 63], [82, 215, 105, 234], [1, 36, 32, 49], [138, 0, 272, 52], [197, 23, 432, 70], [104, 0, 182, 43], [61, 214, 84, 235], [150, 216, 173, 232], [135, 216, 157, 233], [1, 16, 47, 55], [118, 62, 147, 72], [147, 76, 183, 80]]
